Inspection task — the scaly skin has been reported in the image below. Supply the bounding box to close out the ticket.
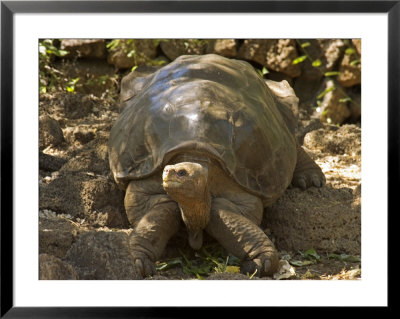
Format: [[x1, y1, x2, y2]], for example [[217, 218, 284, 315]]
[[292, 145, 326, 189], [205, 198, 279, 276], [125, 149, 324, 278], [124, 177, 181, 277]]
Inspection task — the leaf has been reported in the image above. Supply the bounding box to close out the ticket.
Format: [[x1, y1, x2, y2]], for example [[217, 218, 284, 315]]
[[106, 39, 120, 50], [292, 55, 307, 65], [195, 273, 204, 280], [156, 258, 183, 271], [68, 77, 80, 85], [301, 42, 311, 48], [54, 49, 69, 57], [257, 67, 269, 77], [339, 97, 352, 103], [345, 47, 356, 55], [248, 268, 258, 279], [324, 71, 341, 77], [343, 255, 361, 262], [312, 59, 322, 67], [39, 86, 47, 94], [127, 50, 136, 58], [261, 66, 269, 75], [225, 266, 240, 273], [289, 260, 314, 267], [302, 248, 321, 261], [350, 59, 361, 66], [317, 86, 335, 99], [131, 65, 138, 72]]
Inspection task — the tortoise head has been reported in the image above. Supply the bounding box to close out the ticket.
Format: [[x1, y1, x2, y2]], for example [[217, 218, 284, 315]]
[[162, 162, 211, 250]]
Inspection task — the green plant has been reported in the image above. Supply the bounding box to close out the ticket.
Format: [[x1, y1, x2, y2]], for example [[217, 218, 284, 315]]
[[39, 39, 69, 93], [289, 248, 321, 267], [66, 77, 80, 93], [257, 66, 270, 77], [293, 39, 361, 119], [106, 39, 168, 71], [156, 243, 241, 279]]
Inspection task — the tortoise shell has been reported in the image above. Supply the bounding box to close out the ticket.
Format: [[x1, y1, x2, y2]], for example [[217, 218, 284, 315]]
[[108, 54, 297, 205]]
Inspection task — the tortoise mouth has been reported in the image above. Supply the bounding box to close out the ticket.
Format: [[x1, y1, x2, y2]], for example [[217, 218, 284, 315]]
[[162, 179, 182, 190], [162, 169, 183, 191]]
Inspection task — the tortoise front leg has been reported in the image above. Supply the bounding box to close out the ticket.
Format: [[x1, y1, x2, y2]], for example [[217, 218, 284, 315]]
[[205, 198, 279, 277], [292, 145, 326, 189], [125, 179, 181, 277]]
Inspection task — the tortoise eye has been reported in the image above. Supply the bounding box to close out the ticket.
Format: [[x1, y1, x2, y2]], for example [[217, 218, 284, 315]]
[[177, 169, 187, 177]]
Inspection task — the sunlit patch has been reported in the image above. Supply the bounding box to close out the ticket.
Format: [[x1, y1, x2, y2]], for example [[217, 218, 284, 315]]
[[186, 113, 199, 122]]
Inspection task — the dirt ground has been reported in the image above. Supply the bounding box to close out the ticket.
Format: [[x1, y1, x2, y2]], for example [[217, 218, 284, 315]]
[[39, 57, 361, 280]]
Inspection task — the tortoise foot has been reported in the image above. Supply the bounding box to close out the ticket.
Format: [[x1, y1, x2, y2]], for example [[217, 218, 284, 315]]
[[292, 146, 326, 190], [292, 168, 326, 190], [241, 251, 279, 277], [131, 250, 157, 278]]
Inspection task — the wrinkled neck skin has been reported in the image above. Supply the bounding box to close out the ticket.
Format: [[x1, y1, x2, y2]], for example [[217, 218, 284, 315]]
[[167, 154, 212, 250], [179, 190, 211, 250]]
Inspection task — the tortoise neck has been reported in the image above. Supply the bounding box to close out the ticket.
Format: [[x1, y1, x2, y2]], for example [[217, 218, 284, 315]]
[[178, 189, 211, 250], [178, 187, 211, 230]]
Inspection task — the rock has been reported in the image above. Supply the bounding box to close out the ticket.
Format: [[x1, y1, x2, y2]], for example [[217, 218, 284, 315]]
[[60, 136, 110, 175], [238, 39, 301, 77], [64, 231, 141, 280], [160, 39, 207, 61], [265, 185, 361, 256], [107, 39, 158, 69], [39, 254, 78, 280], [352, 39, 361, 55], [296, 118, 325, 144], [338, 51, 361, 87], [65, 126, 96, 144], [60, 39, 107, 59], [297, 39, 345, 81], [273, 260, 296, 280], [60, 93, 95, 119], [42, 135, 128, 228], [347, 88, 361, 122], [39, 115, 65, 150], [303, 124, 361, 156], [39, 152, 67, 172], [293, 39, 345, 103], [39, 216, 79, 258], [206, 39, 237, 57], [313, 80, 351, 125], [319, 39, 346, 71], [39, 173, 126, 227]]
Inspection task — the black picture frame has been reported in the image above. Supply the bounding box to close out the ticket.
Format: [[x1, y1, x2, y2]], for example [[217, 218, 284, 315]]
[[1, 0, 396, 317]]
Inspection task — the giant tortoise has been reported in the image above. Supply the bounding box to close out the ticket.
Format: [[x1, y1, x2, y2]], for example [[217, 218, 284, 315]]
[[108, 54, 325, 277]]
